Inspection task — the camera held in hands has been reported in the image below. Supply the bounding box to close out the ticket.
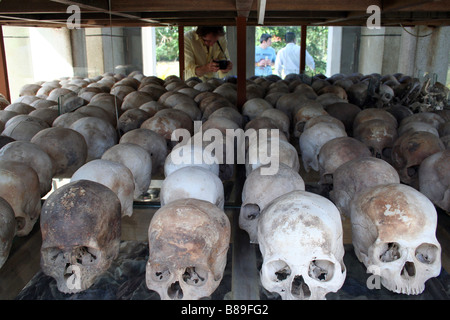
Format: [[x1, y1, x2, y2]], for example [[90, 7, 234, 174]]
[[213, 60, 229, 70]]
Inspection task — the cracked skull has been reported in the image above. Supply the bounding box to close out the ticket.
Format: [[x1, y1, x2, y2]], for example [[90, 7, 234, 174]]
[[258, 191, 346, 300], [40, 180, 121, 294], [350, 183, 441, 295], [146, 198, 230, 300]]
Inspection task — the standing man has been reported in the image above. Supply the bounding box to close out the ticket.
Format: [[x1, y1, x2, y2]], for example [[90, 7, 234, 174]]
[[255, 33, 276, 76], [184, 26, 233, 81], [275, 32, 315, 78]]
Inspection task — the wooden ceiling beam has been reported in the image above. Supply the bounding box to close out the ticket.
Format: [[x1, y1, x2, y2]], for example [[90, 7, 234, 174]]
[[236, 0, 254, 18], [49, 0, 166, 25]]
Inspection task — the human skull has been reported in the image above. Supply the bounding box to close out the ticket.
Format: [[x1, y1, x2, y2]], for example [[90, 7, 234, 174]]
[[391, 131, 445, 188], [0, 197, 16, 269], [0, 141, 53, 197], [353, 119, 398, 162], [350, 183, 442, 295], [160, 166, 224, 209], [353, 108, 398, 133], [239, 163, 305, 244], [292, 103, 328, 138], [30, 127, 88, 178], [71, 159, 135, 217], [141, 109, 193, 145], [119, 128, 168, 176], [101, 143, 152, 199], [399, 112, 445, 131], [69, 116, 118, 162], [0, 160, 41, 237], [2, 115, 49, 141], [41, 180, 121, 293], [164, 141, 220, 178], [397, 121, 439, 138], [258, 191, 346, 300], [246, 137, 299, 176], [318, 137, 371, 186], [146, 198, 230, 300], [242, 98, 273, 121], [418, 150, 450, 212], [330, 157, 400, 218], [299, 121, 347, 172]]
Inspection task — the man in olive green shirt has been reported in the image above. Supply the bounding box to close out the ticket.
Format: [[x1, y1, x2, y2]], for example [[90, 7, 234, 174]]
[[184, 26, 233, 81]]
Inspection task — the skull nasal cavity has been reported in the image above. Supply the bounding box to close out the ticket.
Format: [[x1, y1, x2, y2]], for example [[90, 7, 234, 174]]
[[168, 281, 183, 299], [291, 275, 311, 299], [401, 262, 416, 278]]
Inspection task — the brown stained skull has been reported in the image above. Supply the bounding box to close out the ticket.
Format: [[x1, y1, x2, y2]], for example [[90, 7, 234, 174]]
[[146, 198, 230, 300], [353, 108, 398, 133], [353, 119, 398, 163], [350, 183, 441, 295], [318, 136, 372, 186], [391, 131, 445, 188], [40, 180, 121, 294]]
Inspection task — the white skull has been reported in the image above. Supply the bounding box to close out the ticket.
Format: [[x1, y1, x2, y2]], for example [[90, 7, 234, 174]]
[[239, 163, 305, 244], [0, 160, 41, 237], [40, 180, 121, 293], [318, 136, 371, 186], [330, 157, 400, 218], [0, 141, 53, 197], [418, 150, 450, 212], [299, 121, 347, 172], [258, 190, 346, 300], [164, 140, 220, 178], [160, 166, 224, 209], [350, 183, 442, 295], [146, 198, 230, 300], [71, 159, 135, 217], [101, 143, 152, 199], [246, 137, 299, 176], [0, 196, 16, 269]]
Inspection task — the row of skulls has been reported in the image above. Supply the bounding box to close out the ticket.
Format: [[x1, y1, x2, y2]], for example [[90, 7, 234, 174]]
[[0, 69, 448, 300]]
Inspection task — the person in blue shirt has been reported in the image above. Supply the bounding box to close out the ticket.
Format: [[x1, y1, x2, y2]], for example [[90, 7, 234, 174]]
[[255, 33, 276, 76]]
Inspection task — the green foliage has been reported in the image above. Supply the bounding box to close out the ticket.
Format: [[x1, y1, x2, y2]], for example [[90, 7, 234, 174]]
[[255, 26, 328, 75]]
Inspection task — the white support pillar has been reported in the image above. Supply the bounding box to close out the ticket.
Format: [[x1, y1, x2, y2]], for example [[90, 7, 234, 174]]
[[142, 27, 156, 76]]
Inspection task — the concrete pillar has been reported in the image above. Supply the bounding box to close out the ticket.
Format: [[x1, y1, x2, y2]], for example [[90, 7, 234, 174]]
[[102, 27, 125, 74], [326, 27, 342, 77], [402, 26, 450, 84], [85, 28, 105, 77], [142, 27, 157, 76], [358, 27, 386, 74]]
